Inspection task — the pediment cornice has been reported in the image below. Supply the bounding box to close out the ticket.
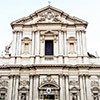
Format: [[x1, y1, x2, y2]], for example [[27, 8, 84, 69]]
[[11, 6, 88, 28]]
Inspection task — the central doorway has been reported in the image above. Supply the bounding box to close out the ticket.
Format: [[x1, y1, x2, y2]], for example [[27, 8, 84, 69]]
[[44, 95, 55, 100]]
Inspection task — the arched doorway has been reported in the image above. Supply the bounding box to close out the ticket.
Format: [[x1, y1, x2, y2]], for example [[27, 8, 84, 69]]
[[39, 82, 60, 100]]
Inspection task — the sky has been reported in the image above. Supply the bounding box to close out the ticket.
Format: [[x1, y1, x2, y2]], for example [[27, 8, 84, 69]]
[[0, 0, 100, 56]]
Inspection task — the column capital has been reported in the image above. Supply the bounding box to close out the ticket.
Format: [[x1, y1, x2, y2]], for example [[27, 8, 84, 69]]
[[63, 74, 69, 77], [97, 75, 100, 78], [8, 75, 20, 78], [79, 74, 90, 77], [29, 74, 35, 77]]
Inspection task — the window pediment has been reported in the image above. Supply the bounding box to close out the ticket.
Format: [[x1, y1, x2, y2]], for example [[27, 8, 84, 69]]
[[69, 87, 79, 92], [22, 37, 32, 43], [19, 87, 29, 91], [41, 30, 58, 36], [67, 37, 77, 42], [91, 87, 100, 93]]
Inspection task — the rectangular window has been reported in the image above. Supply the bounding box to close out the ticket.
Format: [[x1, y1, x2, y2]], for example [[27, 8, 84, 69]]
[[45, 40, 53, 56]]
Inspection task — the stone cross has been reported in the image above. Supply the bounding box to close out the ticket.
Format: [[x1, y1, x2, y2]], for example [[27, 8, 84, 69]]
[[48, 1, 51, 6]]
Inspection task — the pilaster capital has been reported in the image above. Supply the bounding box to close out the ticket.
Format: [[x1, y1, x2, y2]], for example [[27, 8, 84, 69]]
[[8, 75, 20, 78], [97, 75, 100, 79], [35, 74, 40, 77], [76, 30, 86, 33], [59, 74, 64, 77], [29, 74, 35, 78], [63, 74, 69, 77], [8, 75, 14, 78], [13, 30, 23, 33], [79, 74, 90, 77]]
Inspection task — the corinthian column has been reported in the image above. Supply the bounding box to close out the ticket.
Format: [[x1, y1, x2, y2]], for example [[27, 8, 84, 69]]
[[60, 75, 64, 100], [77, 31, 80, 56], [32, 31, 35, 55], [29, 75, 33, 100], [80, 75, 84, 100], [15, 76, 19, 100], [35, 31, 40, 64], [58, 31, 63, 64], [12, 31, 16, 56], [86, 75, 92, 100], [66, 75, 69, 100], [8, 75, 13, 100], [33, 75, 39, 100]]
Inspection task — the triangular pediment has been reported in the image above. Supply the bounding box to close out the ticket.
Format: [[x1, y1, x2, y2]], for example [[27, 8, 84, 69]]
[[11, 6, 88, 27]]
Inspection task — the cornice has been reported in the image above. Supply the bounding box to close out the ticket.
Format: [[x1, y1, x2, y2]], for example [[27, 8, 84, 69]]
[[0, 64, 100, 69]]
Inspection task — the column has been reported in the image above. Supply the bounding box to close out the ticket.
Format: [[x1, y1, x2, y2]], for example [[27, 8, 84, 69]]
[[82, 32, 85, 56], [54, 36, 58, 56], [64, 31, 66, 55], [12, 31, 16, 56], [86, 75, 92, 100], [15, 76, 19, 100], [58, 31, 63, 64], [63, 31, 66, 63], [30, 31, 35, 64], [33, 75, 39, 100], [40, 36, 44, 56], [84, 31, 87, 56], [66, 75, 69, 100], [19, 31, 22, 55], [79, 31, 82, 56], [35, 31, 40, 64], [29, 75, 33, 100], [32, 31, 35, 55], [77, 31, 80, 56], [98, 75, 100, 100], [60, 75, 64, 100], [81, 32, 84, 55], [8, 76, 13, 100], [12, 75, 16, 100], [16, 32, 19, 55], [80, 75, 84, 100], [83, 75, 87, 100]]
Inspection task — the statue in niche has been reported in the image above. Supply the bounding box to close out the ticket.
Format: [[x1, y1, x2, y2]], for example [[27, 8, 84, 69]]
[[21, 93, 26, 100], [93, 95, 99, 100], [72, 93, 77, 100]]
